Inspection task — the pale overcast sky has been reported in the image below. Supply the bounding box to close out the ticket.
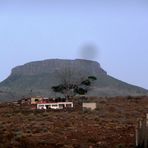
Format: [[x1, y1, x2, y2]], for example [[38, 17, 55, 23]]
[[0, 0, 148, 89]]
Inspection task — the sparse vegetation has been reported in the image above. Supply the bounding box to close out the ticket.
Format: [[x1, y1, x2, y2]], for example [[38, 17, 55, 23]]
[[0, 96, 147, 147]]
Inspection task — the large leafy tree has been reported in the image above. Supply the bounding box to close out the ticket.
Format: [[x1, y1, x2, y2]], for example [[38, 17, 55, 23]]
[[51, 75, 97, 99]]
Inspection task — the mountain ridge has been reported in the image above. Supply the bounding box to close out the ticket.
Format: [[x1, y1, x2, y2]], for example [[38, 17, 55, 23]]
[[11, 59, 107, 76], [0, 59, 147, 101]]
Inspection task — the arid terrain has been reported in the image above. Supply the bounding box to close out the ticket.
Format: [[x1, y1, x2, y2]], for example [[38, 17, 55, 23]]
[[0, 96, 148, 148]]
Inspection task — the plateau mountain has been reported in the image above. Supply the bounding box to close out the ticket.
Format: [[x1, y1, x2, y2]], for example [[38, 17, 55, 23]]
[[0, 59, 147, 101]]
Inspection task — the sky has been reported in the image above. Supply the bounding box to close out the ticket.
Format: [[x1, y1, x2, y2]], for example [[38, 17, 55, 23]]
[[0, 0, 148, 89]]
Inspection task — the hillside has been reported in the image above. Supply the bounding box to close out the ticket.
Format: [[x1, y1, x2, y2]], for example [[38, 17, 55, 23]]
[[0, 96, 148, 147], [0, 59, 147, 101]]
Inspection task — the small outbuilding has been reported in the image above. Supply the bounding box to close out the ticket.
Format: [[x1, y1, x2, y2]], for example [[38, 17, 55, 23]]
[[82, 103, 96, 110]]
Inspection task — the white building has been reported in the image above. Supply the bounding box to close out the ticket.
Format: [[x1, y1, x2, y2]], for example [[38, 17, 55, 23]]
[[82, 103, 96, 110], [37, 102, 73, 110]]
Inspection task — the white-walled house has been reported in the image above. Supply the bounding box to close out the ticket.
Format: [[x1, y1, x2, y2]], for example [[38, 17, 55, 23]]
[[37, 102, 73, 110]]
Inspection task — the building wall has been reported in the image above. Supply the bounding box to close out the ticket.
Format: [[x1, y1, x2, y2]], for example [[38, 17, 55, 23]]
[[31, 97, 43, 104], [82, 103, 96, 110], [37, 102, 73, 110]]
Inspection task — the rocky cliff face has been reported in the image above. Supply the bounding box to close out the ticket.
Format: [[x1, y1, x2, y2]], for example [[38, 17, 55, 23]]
[[0, 59, 147, 101], [11, 59, 107, 76]]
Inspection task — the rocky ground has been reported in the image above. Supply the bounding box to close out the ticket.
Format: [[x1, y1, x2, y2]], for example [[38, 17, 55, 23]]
[[0, 96, 148, 148]]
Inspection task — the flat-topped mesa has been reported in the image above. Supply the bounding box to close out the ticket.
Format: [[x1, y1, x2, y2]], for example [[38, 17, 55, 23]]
[[11, 59, 107, 76], [0, 58, 148, 101]]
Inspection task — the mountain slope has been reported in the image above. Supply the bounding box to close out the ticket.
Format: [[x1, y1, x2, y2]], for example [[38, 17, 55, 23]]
[[0, 59, 147, 101]]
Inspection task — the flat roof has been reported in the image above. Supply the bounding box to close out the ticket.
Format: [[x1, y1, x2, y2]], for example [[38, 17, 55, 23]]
[[37, 102, 73, 105]]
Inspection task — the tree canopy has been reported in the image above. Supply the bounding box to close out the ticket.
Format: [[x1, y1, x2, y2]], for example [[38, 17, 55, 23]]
[[51, 75, 97, 98]]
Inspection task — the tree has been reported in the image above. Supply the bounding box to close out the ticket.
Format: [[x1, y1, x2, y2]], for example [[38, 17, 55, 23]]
[[51, 74, 97, 99]]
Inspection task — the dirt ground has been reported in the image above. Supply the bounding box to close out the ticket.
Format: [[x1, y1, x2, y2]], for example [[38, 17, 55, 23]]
[[0, 96, 148, 148]]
